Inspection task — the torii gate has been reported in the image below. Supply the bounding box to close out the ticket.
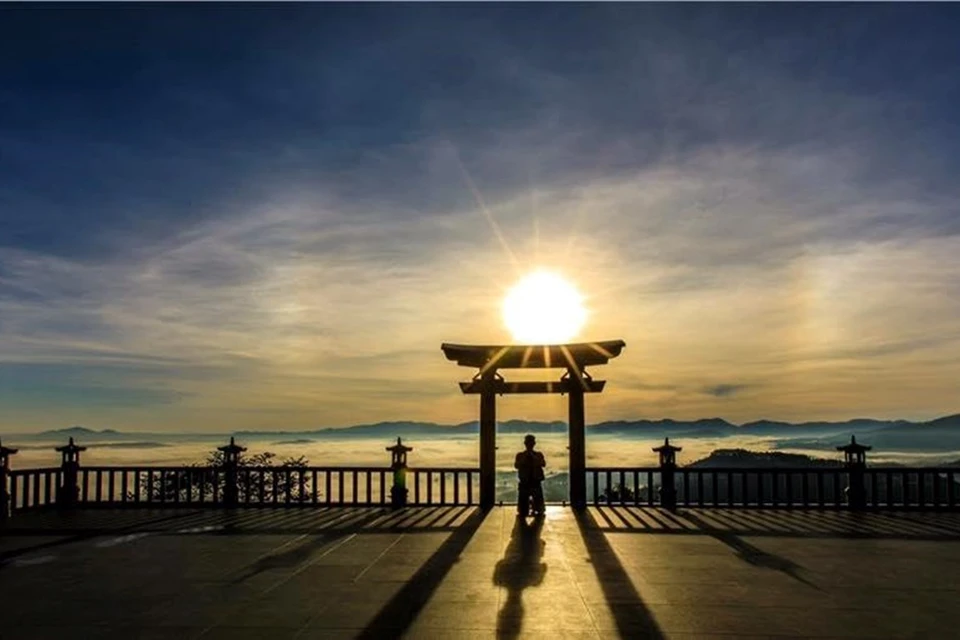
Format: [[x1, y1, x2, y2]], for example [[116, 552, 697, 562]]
[[441, 340, 625, 509]]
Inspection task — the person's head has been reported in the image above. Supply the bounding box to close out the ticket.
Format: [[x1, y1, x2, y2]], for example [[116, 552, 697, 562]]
[[524, 434, 536, 450]]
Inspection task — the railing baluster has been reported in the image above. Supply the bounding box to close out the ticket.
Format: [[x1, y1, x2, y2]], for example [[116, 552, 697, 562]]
[[919, 471, 926, 508], [414, 471, 421, 504], [209, 468, 218, 504], [785, 472, 793, 508], [440, 471, 447, 505], [948, 471, 956, 508], [312, 470, 319, 504], [697, 472, 704, 507], [591, 471, 598, 505], [467, 471, 473, 505], [453, 472, 460, 506], [365, 471, 372, 505], [832, 470, 839, 507], [934, 471, 943, 509], [352, 470, 358, 504], [818, 470, 826, 507], [338, 470, 345, 504], [380, 470, 387, 505], [10, 475, 18, 511], [647, 471, 654, 506], [903, 471, 909, 507]]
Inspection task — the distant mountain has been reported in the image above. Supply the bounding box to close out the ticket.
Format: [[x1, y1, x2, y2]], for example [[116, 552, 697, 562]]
[[13, 413, 958, 451], [31, 426, 123, 440], [773, 414, 960, 452], [688, 449, 840, 469], [911, 414, 960, 430]]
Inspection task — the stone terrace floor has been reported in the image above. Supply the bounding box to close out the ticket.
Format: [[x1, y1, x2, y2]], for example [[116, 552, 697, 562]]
[[2, 506, 960, 639]]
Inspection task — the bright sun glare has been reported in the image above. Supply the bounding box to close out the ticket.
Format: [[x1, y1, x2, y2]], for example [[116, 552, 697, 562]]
[[502, 270, 587, 344]]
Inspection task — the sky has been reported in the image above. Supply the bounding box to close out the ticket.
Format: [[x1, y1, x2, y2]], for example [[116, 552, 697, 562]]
[[2, 4, 960, 433]]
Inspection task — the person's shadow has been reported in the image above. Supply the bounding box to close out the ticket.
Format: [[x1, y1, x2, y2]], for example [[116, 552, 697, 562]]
[[493, 516, 547, 639]]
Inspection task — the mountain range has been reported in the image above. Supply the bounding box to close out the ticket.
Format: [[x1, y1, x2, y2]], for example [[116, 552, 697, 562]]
[[12, 413, 960, 452]]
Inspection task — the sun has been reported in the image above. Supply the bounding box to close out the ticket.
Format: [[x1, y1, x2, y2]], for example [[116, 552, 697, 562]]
[[502, 270, 587, 344]]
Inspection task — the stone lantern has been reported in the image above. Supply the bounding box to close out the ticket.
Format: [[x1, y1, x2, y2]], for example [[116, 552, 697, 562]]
[[1, 438, 18, 519], [386, 437, 413, 509], [218, 437, 247, 507], [837, 435, 871, 510], [653, 437, 682, 510], [56, 437, 86, 508]]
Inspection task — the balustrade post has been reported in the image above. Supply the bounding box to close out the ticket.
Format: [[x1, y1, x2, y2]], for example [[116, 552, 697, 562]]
[[837, 435, 871, 510], [55, 437, 86, 509], [387, 437, 413, 509], [654, 438, 682, 511], [1, 438, 18, 519], [218, 437, 246, 508]]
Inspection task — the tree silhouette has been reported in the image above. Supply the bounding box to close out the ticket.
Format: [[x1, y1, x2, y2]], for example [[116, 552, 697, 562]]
[[129, 447, 314, 504]]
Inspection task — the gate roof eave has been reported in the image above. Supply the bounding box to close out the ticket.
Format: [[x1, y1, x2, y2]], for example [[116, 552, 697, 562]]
[[441, 340, 625, 370]]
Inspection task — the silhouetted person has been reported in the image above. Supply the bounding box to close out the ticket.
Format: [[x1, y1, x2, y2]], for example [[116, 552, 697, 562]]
[[515, 434, 545, 517]]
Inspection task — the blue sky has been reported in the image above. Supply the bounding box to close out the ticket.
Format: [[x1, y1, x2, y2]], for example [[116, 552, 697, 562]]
[[2, 4, 960, 432]]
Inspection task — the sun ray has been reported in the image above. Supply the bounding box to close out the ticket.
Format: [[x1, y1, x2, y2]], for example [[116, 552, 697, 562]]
[[453, 152, 522, 276]]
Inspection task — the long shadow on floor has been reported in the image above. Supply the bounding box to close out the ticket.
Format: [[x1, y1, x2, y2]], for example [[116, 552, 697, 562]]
[[593, 506, 960, 540], [356, 507, 488, 639], [493, 515, 547, 639], [681, 511, 821, 590], [230, 509, 391, 584], [575, 509, 665, 639]]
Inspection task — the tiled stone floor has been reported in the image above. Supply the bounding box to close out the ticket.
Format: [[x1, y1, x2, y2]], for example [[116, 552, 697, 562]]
[[2, 506, 960, 638]]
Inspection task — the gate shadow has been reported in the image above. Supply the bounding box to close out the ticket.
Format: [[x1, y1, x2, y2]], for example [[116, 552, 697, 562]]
[[356, 507, 488, 639], [575, 509, 665, 639]]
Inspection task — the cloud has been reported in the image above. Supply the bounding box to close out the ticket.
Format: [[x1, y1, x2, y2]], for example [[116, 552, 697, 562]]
[[701, 384, 749, 398]]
